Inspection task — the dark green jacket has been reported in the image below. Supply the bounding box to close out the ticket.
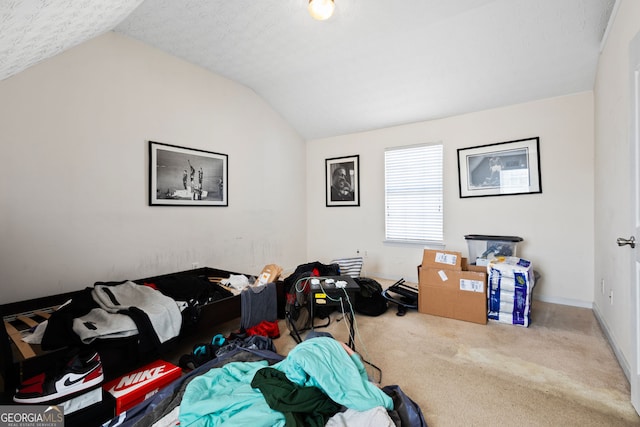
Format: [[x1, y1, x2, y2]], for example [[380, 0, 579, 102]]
[[251, 367, 341, 427]]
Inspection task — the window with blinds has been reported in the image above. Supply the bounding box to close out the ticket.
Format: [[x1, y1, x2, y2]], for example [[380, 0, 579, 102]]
[[384, 143, 443, 243]]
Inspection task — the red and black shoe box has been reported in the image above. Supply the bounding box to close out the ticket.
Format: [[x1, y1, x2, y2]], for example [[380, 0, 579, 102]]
[[103, 360, 182, 415]]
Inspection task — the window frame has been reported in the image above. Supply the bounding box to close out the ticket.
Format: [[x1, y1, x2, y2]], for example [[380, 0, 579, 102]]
[[384, 142, 444, 245]]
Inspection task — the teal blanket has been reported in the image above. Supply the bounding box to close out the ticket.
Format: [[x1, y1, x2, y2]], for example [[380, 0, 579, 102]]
[[179, 337, 393, 426]]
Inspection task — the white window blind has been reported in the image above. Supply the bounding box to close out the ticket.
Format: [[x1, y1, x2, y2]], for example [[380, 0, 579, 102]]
[[385, 143, 443, 243]]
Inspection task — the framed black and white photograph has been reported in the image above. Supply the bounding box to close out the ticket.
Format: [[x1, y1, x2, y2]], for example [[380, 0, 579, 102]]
[[326, 155, 360, 207], [457, 137, 541, 198], [149, 141, 228, 206]]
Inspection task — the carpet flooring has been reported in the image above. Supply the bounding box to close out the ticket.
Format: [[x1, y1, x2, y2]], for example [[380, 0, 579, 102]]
[[172, 278, 640, 426]]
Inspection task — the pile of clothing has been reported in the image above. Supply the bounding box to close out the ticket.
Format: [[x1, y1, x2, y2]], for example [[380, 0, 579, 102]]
[[178, 333, 277, 370], [26, 281, 182, 353], [179, 337, 395, 426]]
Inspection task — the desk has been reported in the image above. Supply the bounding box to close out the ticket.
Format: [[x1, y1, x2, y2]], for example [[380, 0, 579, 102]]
[[309, 276, 359, 349]]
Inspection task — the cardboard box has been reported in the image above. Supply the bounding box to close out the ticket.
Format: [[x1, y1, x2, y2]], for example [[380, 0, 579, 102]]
[[462, 257, 489, 273], [418, 266, 487, 324], [421, 249, 462, 271], [103, 360, 182, 415], [254, 263, 283, 286]]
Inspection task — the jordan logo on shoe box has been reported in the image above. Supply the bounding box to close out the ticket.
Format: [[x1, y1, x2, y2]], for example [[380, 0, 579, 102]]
[[103, 360, 182, 415]]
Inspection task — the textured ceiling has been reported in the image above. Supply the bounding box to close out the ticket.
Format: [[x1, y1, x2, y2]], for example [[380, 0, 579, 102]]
[[1, 0, 616, 140], [0, 0, 144, 81]]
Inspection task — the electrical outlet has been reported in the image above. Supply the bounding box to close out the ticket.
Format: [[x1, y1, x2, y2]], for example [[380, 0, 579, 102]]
[[601, 279, 605, 295], [192, 262, 199, 269]]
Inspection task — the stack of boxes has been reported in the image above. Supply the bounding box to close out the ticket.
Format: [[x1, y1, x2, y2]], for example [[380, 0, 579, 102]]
[[417, 237, 536, 326], [418, 249, 488, 325], [487, 257, 535, 327], [464, 235, 536, 327]]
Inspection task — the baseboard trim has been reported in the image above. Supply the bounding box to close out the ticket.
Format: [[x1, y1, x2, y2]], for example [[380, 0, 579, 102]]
[[533, 294, 593, 309], [592, 302, 631, 382]]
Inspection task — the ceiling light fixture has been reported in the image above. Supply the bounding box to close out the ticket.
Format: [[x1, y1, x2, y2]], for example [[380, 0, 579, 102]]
[[308, 0, 335, 21]]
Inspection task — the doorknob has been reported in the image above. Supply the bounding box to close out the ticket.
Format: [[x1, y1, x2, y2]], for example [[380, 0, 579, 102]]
[[617, 236, 636, 248]]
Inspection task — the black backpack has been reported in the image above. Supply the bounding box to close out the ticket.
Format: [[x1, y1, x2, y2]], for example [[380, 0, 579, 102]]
[[354, 277, 388, 316], [283, 261, 341, 294]]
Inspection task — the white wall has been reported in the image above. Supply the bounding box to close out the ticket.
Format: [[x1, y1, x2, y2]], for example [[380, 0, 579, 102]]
[[593, 0, 640, 377], [0, 24, 601, 314], [0, 32, 307, 304], [307, 92, 595, 306]]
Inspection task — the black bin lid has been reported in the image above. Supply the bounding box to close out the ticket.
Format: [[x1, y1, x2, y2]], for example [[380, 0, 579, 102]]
[[464, 234, 523, 242]]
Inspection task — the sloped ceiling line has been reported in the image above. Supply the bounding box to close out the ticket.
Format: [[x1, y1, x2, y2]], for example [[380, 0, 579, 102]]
[[0, 0, 616, 140]]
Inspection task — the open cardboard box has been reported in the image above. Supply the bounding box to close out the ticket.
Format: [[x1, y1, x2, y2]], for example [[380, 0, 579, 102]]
[[419, 250, 487, 325], [462, 257, 489, 273], [421, 249, 463, 271]]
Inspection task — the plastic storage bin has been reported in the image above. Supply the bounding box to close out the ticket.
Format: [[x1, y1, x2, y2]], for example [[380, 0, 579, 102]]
[[464, 235, 523, 266]]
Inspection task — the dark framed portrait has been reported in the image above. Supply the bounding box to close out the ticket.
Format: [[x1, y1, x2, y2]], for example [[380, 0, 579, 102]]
[[326, 155, 360, 207]]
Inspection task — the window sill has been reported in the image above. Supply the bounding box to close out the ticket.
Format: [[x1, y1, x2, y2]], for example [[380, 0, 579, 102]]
[[383, 239, 445, 249]]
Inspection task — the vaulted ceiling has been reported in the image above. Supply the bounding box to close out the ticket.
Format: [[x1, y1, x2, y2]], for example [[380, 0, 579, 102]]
[[0, 0, 617, 140]]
